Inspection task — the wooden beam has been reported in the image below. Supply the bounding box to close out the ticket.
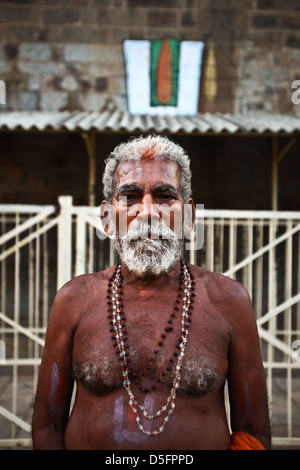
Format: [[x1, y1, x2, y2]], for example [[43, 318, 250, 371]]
[[271, 137, 297, 210], [271, 137, 278, 211], [81, 132, 97, 206]]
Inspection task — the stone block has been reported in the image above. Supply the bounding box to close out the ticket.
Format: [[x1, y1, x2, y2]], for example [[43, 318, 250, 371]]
[[27, 77, 40, 91], [64, 44, 102, 62], [95, 77, 108, 92], [85, 6, 147, 28], [4, 44, 19, 60], [0, 44, 4, 61], [257, 0, 300, 9], [147, 10, 177, 27], [44, 7, 82, 25], [253, 13, 299, 29], [8, 90, 38, 111], [127, 0, 179, 7], [18, 60, 66, 76], [0, 24, 47, 42], [78, 92, 107, 111], [108, 76, 126, 95], [46, 24, 110, 44], [286, 34, 300, 48], [40, 91, 68, 111], [181, 11, 198, 28], [60, 75, 79, 91], [0, 5, 40, 23], [0, 60, 10, 74], [113, 94, 127, 112], [19, 43, 52, 61], [64, 44, 122, 64]]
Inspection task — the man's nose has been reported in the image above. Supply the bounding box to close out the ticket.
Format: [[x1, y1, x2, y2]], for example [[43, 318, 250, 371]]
[[137, 194, 159, 222]]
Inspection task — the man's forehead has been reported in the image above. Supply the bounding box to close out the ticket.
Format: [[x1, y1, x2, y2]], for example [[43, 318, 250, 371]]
[[114, 158, 180, 185]]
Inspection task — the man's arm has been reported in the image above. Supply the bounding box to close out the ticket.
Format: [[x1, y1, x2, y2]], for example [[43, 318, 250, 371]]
[[226, 283, 271, 450], [32, 284, 78, 450]]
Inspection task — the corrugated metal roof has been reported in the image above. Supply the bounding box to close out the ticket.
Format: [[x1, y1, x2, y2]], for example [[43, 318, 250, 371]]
[[0, 110, 299, 135]]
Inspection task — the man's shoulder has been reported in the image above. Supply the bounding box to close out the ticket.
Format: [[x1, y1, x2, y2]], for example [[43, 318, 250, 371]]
[[190, 264, 251, 307], [46, 266, 116, 331], [190, 265, 255, 330], [52, 266, 115, 313]]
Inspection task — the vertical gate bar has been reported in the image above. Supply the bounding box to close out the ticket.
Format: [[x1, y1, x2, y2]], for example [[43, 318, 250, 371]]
[[28, 226, 34, 358], [284, 220, 292, 343], [229, 219, 236, 280], [109, 239, 115, 267], [255, 221, 264, 319], [285, 220, 293, 437], [206, 219, 214, 271], [268, 220, 277, 362], [247, 219, 253, 299], [88, 225, 94, 274], [12, 213, 20, 439], [287, 366, 292, 438], [267, 220, 276, 409], [75, 214, 86, 276], [43, 229, 49, 328], [214, 221, 220, 273], [188, 219, 196, 266], [34, 223, 41, 391], [297, 231, 300, 333], [98, 234, 104, 271], [0, 213, 6, 342], [57, 196, 73, 290], [219, 219, 224, 274]]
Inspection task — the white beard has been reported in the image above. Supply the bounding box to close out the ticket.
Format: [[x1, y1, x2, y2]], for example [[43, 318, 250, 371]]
[[113, 222, 183, 277]]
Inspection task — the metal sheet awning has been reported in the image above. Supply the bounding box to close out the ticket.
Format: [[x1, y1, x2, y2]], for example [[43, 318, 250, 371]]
[[0, 110, 299, 135]]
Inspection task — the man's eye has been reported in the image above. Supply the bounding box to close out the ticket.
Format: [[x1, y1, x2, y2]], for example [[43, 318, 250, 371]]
[[122, 193, 138, 201], [157, 194, 173, 200]]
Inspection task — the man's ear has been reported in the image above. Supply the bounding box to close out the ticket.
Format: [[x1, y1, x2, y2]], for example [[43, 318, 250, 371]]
[[184, 198, 195, 234], [100, 200, 115, 238]]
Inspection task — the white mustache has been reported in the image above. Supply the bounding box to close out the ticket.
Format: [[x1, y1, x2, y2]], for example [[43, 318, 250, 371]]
[[121, 222, 177, 241]]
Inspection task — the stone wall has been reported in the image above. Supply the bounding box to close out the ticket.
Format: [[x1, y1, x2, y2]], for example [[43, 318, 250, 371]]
[[0, 0, 299, 115]]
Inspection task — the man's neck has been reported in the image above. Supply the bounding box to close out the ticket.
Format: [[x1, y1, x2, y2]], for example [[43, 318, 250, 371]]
[[121, 258, 181, 291]]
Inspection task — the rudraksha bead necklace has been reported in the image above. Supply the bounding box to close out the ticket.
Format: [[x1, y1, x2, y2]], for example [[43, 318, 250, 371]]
[[107, 259, 195, 436], [107, 258, 195, 436]]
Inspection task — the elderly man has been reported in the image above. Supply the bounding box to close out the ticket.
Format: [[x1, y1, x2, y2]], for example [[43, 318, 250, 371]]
[[32, 135, 271, 450]]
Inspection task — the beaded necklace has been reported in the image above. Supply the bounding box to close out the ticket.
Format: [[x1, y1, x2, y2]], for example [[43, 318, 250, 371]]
[[107, 258, 195, 436]]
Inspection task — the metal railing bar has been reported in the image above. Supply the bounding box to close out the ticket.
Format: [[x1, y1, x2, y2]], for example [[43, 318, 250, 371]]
[[0, 313, 45, 347], [257, 293, 300, 326], [198, 209, 300, 220], [0, 405, 31, 433], [0, 439, 31, 447], [0, 207, 56, 246], [0, 204, 55, 214], [223, 222, 300, 277], [0, 216, 59, 262], [1, 359, 41, 365], [258, 326, 295, 358]]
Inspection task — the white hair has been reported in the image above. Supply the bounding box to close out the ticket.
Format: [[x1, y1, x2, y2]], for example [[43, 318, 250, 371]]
[[102, 135, 192, 202], [113, 222, 184, 277]]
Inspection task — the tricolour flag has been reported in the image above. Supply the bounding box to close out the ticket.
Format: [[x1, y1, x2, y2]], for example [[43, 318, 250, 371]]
[[124, 39, 204, 115]]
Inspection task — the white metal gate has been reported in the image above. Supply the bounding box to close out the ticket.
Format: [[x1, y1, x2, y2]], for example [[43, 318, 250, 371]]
[[0, 202, 58, 447], [0, 197, 299, 448]]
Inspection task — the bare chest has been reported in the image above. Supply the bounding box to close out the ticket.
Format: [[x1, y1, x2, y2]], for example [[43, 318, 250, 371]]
[[72, 293, 229, 396]]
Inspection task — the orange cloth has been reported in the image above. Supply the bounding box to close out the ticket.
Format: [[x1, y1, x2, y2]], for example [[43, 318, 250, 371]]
[[229, 431, 265, 450]]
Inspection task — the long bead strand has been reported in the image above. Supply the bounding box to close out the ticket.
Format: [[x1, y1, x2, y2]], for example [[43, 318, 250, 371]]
[[107, 258, 195, 436]]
